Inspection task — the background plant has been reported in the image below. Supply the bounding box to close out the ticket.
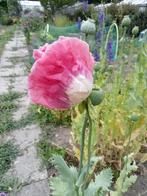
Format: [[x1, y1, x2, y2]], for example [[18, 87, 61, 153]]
[[71, 15, 147, 170]]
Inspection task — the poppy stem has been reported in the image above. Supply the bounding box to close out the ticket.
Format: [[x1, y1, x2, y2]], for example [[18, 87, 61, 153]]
[[86, 101, 92, 173], [78, 107, 88, 176]]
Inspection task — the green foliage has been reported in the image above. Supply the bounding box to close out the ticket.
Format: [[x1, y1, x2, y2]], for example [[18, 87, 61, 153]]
[[0, 25, 16, 55], [72, 36, 147, 169], [50, 155, 113, 196], [37, 140, 66, 167], [85, 168, 113, 196], [50, 177, 68, 196], [0, 91, 35, 134], [50, 155, 78, 196], [110, 154, 138, 196], [21, 9, 44, 40], [54, 14, 72, 27], [7, 0, 21, 17], [31, 105, 71, 126], [0, 177, 19, 193], [106, 4, 147, 35], [50, 154, 137, 196], [40, 0, 76, 14], [0, 142, 19, 177], [0, 91, 20, 134]]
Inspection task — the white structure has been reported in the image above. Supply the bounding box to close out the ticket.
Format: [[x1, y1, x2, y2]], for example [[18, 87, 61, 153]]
[[120, 0, 147, 7], [139, 29, 147, 42], [20, 1, 44, 11]]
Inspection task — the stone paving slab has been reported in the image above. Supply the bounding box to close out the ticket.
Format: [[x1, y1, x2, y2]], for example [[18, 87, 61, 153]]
[[6, 124, 41, 150], [0, 67, 25, 77], [0, 77, 10, 94], [1, 29, 50, 195], [13, 95, 30, 121], [6, 145, 48, 183], [13, 76, 28, 93], [9, 180, 50, 196]]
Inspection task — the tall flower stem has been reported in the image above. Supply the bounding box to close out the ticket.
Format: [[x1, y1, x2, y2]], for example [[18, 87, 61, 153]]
[[86, 101, 92, 173], [79, 108, 88, 176], [105, 22, 119, 60]]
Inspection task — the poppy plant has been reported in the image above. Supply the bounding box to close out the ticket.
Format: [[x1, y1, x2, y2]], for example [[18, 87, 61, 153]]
[[28, 36, 94, 109]]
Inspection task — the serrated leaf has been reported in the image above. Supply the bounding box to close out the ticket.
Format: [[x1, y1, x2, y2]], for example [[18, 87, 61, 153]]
[[70, 166, 78, 182], [85, 168, 113, 196], [52, 155, 77, 196], [50, 176, 68, 196], [76, 164, 87, 187], [76, 156, 103, 187], [114, 154, 138, 194], [95, 168, 113, 190], [122, 175, 137, 193], [52, 155, 74, 182]]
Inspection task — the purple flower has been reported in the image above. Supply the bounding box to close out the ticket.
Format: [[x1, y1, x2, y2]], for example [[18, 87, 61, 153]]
[[93, 49, 100, 62], [77, 17, 82, 30], [0, 193, 7, 196], [106, 40, 114, 62], [98, 8, 105, 28], [96, 31, 102, 46], [82, 1, 89, 12]]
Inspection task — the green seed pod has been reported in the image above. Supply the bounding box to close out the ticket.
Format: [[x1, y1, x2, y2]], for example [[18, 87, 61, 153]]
[[81, 18, 96, 34], [78, 101, 85, 114], [89, 89, 104, 106], [122, 15, 131, 27], [132, 26, 139, 36], [129, 113, 140, 122]]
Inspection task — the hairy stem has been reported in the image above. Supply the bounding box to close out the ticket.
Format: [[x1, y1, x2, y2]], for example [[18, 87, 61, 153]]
[[79, 109, 88, 176], [86, 102, 92, 173]]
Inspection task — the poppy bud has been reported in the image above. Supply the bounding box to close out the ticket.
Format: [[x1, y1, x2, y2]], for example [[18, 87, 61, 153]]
[[132, 26, 139, 36], [81, 18, 96, 34], [89, 89, 104, 106], [122, 15, 131, 27]]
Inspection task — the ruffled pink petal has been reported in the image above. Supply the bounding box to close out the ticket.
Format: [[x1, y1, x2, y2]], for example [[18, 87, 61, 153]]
[[28, 37, 94, 109], [33, 43, 49, 61]]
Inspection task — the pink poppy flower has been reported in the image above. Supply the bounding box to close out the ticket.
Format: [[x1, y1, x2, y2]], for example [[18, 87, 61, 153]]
[[28, 36, 94, 109]]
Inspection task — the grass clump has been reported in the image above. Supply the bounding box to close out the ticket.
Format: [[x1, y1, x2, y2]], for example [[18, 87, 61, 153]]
[[0, 91, 21, 134], [31, 105, 71, 127], [0, 142, 19, 177], [37, 139, 66, 167], [0, 91, 36, 134], [0, 142, 19, 192], [0, 25, 16, 56]]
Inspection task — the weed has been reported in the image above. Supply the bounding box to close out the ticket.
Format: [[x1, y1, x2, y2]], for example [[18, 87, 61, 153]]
[[31, 105, 71, 126], [0, 142, 19, 177], [0, 91, 36, 134], [0, 91, 21, 134], [0, 25, 16, 56], [0, 177, 20, 193], [37, 139, 66, 167], [14, 112, 36, 130]]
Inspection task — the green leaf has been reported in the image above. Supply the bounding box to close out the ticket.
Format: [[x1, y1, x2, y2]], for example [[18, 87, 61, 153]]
[[50, 176, 68, 196], [70, 166, 78, 182], [51, 155, 78, 196], [121, 175, 137, 193], [76, 156, 103, 187], [95, 168, 113, 190], [52, 155, 74, 182], [85, 168, 113, 196], [114, 153, 138, 194]]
